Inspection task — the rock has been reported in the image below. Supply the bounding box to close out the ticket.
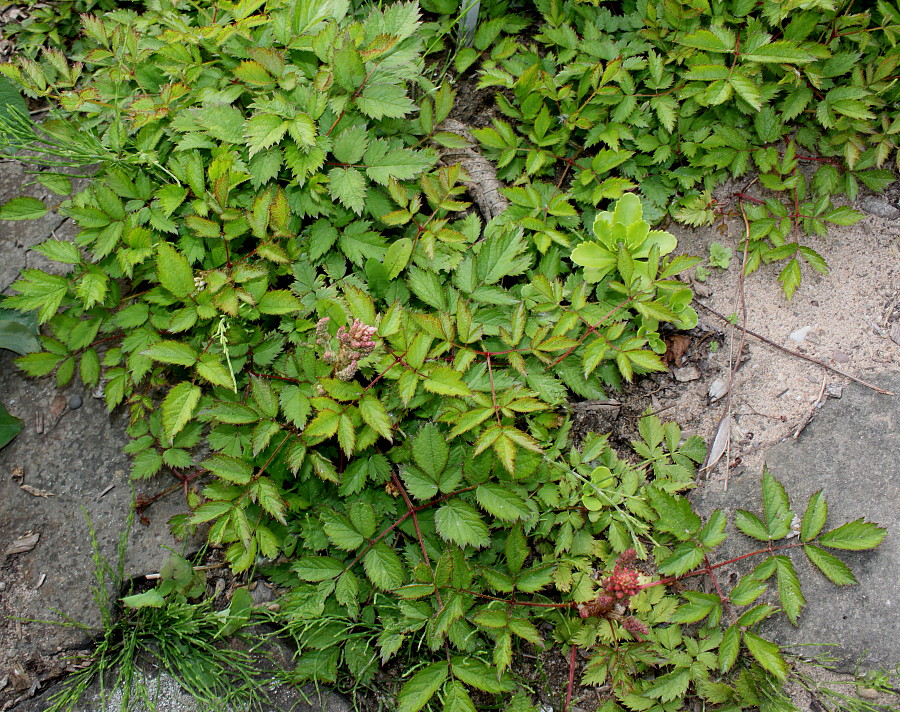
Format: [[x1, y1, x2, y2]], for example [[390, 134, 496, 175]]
[[673, 366, 701, 382], [708, 377, 729, 402], [824, 383, 843, 399], [831, 349, 851, 364], [11, 637, 353, 712], [789, 326, 812, 343], [691, 372, 900, 672], [0, 352, 202, 667], [858, 687, 881, 700], [858, 196, 900, 220], [67, 394, 83, 410]]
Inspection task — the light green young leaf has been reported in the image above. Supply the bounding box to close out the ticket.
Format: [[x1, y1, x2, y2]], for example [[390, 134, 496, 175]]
[[435, 499, 490, 549], [412, 424, 448, 479], [161, 381, 201, 439], [328, 166, 366, 214], [0, 197, 48, 220], [397, 662, 448, 712], [156, 242, 194, 298]]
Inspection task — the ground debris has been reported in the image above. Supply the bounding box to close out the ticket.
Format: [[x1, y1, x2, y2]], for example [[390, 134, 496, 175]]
[[3, 531, 40, 558], [19, 484, 54, 497]]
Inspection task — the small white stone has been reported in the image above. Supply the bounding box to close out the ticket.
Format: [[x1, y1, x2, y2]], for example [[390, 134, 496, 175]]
[[673, 366, 701, 382], [789, 326, 812, 343], [708, 377, 729, 401]]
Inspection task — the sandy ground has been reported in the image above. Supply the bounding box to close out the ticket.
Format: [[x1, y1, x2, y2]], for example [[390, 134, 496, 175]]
[[657, 182, 899, 493]]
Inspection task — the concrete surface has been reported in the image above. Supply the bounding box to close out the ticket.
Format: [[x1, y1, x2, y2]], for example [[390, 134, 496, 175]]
[[0, 162, 81, 294], [0, 350, 199, 657], [692, 372, 899, 672]]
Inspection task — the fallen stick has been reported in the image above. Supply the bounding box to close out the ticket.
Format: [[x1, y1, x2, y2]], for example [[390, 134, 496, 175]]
[[696, 302, 895, 396]]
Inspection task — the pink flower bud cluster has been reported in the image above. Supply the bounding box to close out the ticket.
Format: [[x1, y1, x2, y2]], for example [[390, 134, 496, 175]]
[[316, 317, 377, 381], [577, 549, 649, 639]]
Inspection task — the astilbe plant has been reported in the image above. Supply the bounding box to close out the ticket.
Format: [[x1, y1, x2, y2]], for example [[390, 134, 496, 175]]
[[0, 1, 890, 711]]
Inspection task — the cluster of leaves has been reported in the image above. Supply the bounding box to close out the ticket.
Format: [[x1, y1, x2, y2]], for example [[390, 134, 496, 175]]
[[465, 0, 900, 296], [0, 1, 889, 711], [2, 0, 135, 58]]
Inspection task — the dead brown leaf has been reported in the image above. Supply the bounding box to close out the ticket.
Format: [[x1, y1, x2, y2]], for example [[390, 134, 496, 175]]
[[49, 393, 67, 419], [4, 532, 40, 557], [663, 334, 692, 366], [20, 484, 55, 498]]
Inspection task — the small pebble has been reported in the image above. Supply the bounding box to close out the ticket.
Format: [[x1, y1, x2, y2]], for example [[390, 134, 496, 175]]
[[67, 395, 83, 410], [708, 377, 729, 401], [832, 349, 851, 364], [789, 326, 812, 343], [673, 366, 701, 382], [858, 687, 881, 700]]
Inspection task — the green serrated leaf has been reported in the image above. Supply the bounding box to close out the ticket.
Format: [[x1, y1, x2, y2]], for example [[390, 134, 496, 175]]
[[773, 556, 805, 625], [435, 499, 490, 549], [818, 519, 887, 550], [157, 242, 194, 299], [762, 469, 793, 540], [397, 662, 448, 712], [0, 197, 48, 220], [804, 544, 858, 585], [412, 424, 448, 479], [744, 632, 787, 680], [142, 340, 199, 366], [363, 542, 405, 590], [0, 401, 24, 449], [161, 382, 201, 439], [800, 490, 828, 542], [328, 166, 366, 214]]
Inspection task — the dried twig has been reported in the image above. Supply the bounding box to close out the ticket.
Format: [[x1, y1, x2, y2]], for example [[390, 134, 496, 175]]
[[793, 372, 828, 439], [434, 119, 509, 221], [696, 303, 895, 396], [703, 205, 751, 485]]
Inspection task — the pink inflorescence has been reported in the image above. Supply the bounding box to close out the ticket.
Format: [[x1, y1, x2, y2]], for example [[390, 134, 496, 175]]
[[578, 549, 648, 638], [316, 317, 378, 381]]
